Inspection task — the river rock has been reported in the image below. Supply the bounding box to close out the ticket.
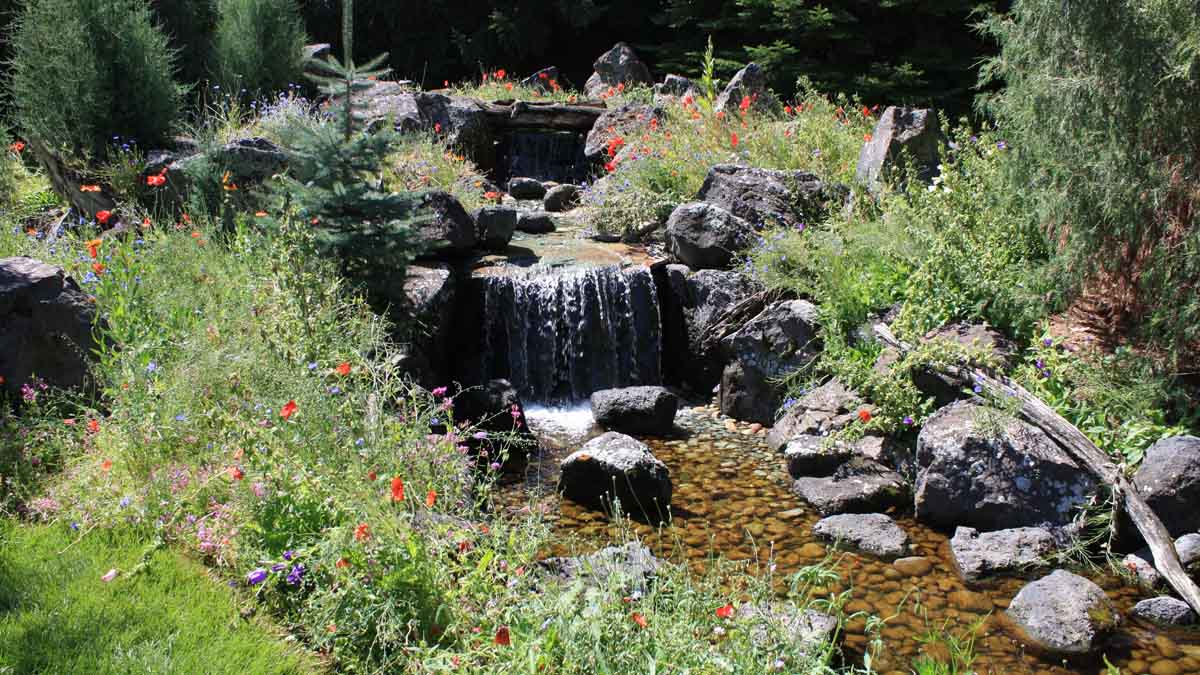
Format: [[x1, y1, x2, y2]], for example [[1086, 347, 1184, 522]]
[[584, 103, 664, 161], [591, 386, 678, 435], [473, 206, 517, 250], [664, 202, 755, 270], [507, 177, 547, 199], [735, 603, 838, 656], [559, 432, 672, 517], [1132, 597, 1197, 626], [713, 62, 779, 115], [543, 184, 581, 212], [792, 458, 909, 516], [874, 322, 1017, 407], [515, 211, 556, 234], [855, 106, 944, 192], [783, 434, 897, 478], [1007, 570, 1120, 655], [697, 164, 840, 230], [0, 257, 101, 402], [949, 526, 1056, 583], [1132, 436, 1200, 539], [414, 191, 477, 255], [1122, 550, 1164, 589], [719, 299, 821, 424], [389, 262, 456, 387], [915, 401, 1097, 530], [767, 378, 863, 451], [539, 541, 659, 592], [657, 265, 760, 394], [812, 513, 910, 559], [584, 42, 654, 99]]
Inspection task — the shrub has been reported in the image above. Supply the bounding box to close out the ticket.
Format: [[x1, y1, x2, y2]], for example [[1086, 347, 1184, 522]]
[[152, 0, 218, 87], [8, 0, 184, 161], [211, 0, 306, 97]]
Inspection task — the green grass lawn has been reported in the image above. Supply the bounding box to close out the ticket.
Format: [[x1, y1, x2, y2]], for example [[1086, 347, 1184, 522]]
[[0, 522, 320, 675]]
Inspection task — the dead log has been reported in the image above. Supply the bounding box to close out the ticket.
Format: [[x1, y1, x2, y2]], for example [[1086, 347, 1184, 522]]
[[481, 102, 605, 131], [874, 323, 1200, 615]]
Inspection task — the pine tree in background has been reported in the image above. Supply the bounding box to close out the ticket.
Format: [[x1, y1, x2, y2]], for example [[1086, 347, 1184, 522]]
[[271, 0, 427, 283]]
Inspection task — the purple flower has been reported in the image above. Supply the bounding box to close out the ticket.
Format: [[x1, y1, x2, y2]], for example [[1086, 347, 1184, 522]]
[[489, 462, 502, 471], [271, 563, 286, 573], [902, 416, 914, 426], [972, 384, 982, 394], [997, 141, 1008, 150], [246, 568, 268, 585], [1035, 359, 1044, 370], [1041, 369, 1051, 378], [431, 386, 448, 397], [473, 431, 489, 440], [286, 564, 305, 585], [282, 550, 295, 561], [327, 386, 341, 395], [20, 383, 36, 403]]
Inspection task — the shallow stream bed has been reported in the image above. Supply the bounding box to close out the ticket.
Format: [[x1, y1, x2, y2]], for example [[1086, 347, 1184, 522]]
[[498, 404, 1200, 674]]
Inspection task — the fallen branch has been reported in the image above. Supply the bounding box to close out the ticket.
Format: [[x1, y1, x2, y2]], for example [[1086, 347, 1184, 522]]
[[874, 323, 1200, 615]]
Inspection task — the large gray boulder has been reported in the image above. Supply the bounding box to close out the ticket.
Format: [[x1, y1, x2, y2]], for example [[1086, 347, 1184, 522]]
[[812, 513, 910, 559], [855, 106, 944, 192], [1132, 436, 1200, 539], [792, 458, 909, 516], [664, 202, 755, 270], [698, 164, 840, 230], [346, 84, 494, 169], [389, 262, 455, 388], [507, 177, 547, 200], [719, 299, 821, 424], [559, 432, 672, 517], [1131, 597, 1197, 626], [767, 379, 863, 452], [1007, 570, 1120, 655], [713, 62, 778, 115], [473, 206, 517, 250], [414, 191, 477, 255], [949, 526, 1056, 583], [914, 401, 1097, 530], [515, 211, 556, 234], [653, 74, 700, 105], [543, 184, 581, 213], [591, 386, 678, 436], [584, 104, 664, 161], [584, 42, 654, 99], [657, 265, 760, 395], [1121, 532, 1200, 589], [0, 257, 101, 402]]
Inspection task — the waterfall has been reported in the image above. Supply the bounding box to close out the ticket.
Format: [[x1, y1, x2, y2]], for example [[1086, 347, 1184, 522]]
[[455, 265, 662, 404], [498, 131, 591, 185]]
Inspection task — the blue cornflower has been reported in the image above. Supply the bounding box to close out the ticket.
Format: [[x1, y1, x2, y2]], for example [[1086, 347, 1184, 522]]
[[246, 568, 268, 585], [174, 413, 187, 422], [286, 564, 305, 585], [119, 496, 131, 508], [146, 361, 158, 374]]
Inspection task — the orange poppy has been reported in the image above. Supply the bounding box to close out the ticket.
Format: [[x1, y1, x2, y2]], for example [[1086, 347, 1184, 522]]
[[390, 477, 405, 502], [80, 184, 101, 193], [631, 612, 648, 628], [426, 489, 437, 508], [858, 409, 872, 423], [715, 603, 734, 619], [92, 263, 105, 274], [335, 361, 351, 376], [354, 522, 370, 541], [95, 210, 112, 225], [229, 466, 244, 480], [101, 459, 113, 472], [280, 400, 298, 420], [9, 140, 25, 153], [86, 419, 100, 433], [85, 238, 102, 258]]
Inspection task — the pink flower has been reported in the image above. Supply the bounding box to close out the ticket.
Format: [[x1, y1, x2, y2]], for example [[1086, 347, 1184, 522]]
[[101, 568, 119, 583], [432, 386, 448, 397]]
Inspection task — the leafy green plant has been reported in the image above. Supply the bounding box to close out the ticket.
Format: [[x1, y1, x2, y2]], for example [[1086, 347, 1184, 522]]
[[211, 0, 306, 97], [9, 0, 184, 161]]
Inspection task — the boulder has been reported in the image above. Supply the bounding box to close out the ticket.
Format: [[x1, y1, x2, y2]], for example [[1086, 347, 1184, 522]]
[[713, 62, 778, 115], [473, 206, 517, 250], [734, 603, 838, 656], [812, 513, 910, 559], [949, 526, 1056, 583], [520, 66, 560, 92], [783, 434, 898, 478], [584, 42, 654, 99], [1132, 436, 1200, 539], [347, 84, 495, 170], [1007, 570, 1120, 655], [584, 104, 664, 161], [515, 211, 556, 234], [874, 322, 1017, 407], [559, 432, 672, 517], [452, 379, 536, 470], [767, 379, 863, 452], [1131, 597, 1197, 626], [656, 265, 760, 394], [0, 257, 101, 402], [590, 386, 678, 435], [719, 299, 821, 424], [698, 164, 840, 230], [507, 176, 547, 200], [855, 106, 944, 192], [914, 401, 1097, 530], [539, 541, 659, 592], [664, 202, 755, 270], [791, 458, 909, 516], [1121, 551, 1163, 589], [543, 184, 582, 212], [389, 262, 455, 387], [653, 74, 700, 104], [414, 191, 477, 255], [1178, 532, 1200, 569]]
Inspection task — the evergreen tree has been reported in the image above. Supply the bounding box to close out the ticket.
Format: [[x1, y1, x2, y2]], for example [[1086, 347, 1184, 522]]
[[271, 0, 427, 283], [152, 0, 218, 87], [211, 0, 306, 96]]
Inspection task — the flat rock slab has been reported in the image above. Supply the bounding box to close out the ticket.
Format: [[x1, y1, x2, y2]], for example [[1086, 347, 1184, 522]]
[[812, 513, 910, 559], [1131, 597, 1197, 626], [950, 526, 1056, 583], [590, 386, 678, 435], [791, 458, 908, 516], [559, 432, 671, 517], [1007, 569, 1120, 655]]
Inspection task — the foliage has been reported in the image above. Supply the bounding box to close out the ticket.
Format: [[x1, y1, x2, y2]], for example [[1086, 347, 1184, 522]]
[[979, 0, 1200, 364], [382, 132, 494, 212], [8, 0, 184, 161], [211, 0, 306, 98], [152, 0, 218, 87], [0, 522, 317, 674]]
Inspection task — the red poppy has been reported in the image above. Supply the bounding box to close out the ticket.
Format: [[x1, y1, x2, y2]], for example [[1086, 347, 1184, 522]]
[[716, 111, 726, 120], [434, 122, 442, 134], [280, 400, 298, 420], [354, 522, 370, 541], [631, 612, 648, 628], [861, 106, 871, 117], [390, 477, 405, 502], [604, 161, 617, 173], [864, 133, 873, 142], [715, 603, 734, 619], [64, 418, 76, 426], [367, 470, 377, 481], [146, 174, 166, 187], [95, 210, 112, 224], [494, 626, 511, 646], [539, 72, 548, 80], [784, 105, 793, 115], [9, 140, 25, 153], [457, 540, 473, 554], [80, 184, 101, 193], [495, 69, 507, 80], [483, 191, 501, 202], [86, 419, 100, 434], [730, 132, 739, 148], [335, 362, 351, 376], [738, 95, 752, 113], [335, 558, 349, 568], [616, 83, 625, 93], [649, 118, 659, 132], [100, 459, 112, 472], [504, 82, 513, 91], [229, 466, 244, 480], [426, 489, 437, 508], [858, 409, 872, 423], [92, 263, 105, 274]]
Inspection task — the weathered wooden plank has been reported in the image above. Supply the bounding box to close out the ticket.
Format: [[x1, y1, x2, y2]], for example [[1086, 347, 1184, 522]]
[[481, 102, 605, 131]]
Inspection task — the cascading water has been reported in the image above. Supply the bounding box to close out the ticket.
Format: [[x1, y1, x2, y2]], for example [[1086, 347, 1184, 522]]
[[498, 130, 591, 185], [455, 265, 662, 404]]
